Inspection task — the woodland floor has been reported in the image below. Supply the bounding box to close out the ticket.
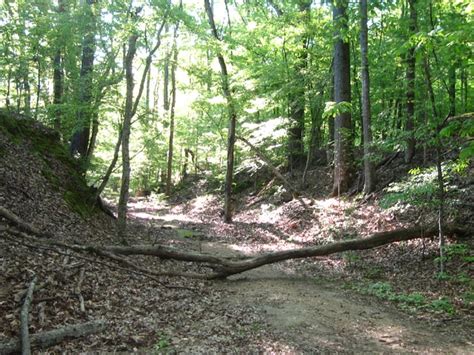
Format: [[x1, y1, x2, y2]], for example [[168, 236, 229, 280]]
[[1, 177, 474, 352], [121, 191, 474, 353], [1, 116, 473, 352]]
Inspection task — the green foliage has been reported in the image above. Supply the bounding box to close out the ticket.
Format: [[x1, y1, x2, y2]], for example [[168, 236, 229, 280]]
[[359, 281, 461, 314], [435, 243, 473, 265], [153, 333, 171, 353], [1, 0, 472, 201], [380, 167, 438, 209], [429, 297, 455, 314], [323, 101, 352, 119]]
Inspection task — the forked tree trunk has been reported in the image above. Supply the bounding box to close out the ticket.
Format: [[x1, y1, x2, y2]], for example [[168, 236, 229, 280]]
[[117, 12, 168, 239]]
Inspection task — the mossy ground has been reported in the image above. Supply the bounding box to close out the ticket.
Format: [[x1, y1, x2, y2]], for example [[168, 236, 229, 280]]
[[0, 110, 98, 218]]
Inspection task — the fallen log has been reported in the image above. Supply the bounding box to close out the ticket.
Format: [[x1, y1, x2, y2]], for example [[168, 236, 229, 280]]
[[1, 206, 470, 280], [103, 224, 470, 279], [0, 320, 107, 355]]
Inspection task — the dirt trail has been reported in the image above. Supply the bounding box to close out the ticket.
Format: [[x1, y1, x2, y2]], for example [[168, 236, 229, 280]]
[[201, 242, 474, 353], [129, 200, 473, 353]]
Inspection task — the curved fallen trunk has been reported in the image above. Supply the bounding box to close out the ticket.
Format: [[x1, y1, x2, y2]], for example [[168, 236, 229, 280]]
[[0, 206, 470, 280], [104, 224, 469, 279]]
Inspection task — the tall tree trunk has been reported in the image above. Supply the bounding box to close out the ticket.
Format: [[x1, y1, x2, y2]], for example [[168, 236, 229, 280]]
[[163, 30, 170, 113], [359, 0, 375, 194], [327, 72, 335, 164], [404, 0, 417, 163], [70, 0, 97, 162], [448, 65, 456, 116], [116, 11, 168, 240], [460, 67, 467, 113], [204, 0, 237, 223], [287, 1, 310, 172], [117, 34, 138, 242], [34, 58, 41, 120], [331, 0, 353, 196], [53, 0, 65, 131], [423, 55, 445, 274], [6, 66, 12, 110], [53, 50, 63, 131], [22, 65, 31, 116], [166, 25, 179, 196]]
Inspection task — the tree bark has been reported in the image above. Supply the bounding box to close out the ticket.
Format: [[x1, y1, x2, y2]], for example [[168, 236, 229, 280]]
[[116, 12, 168, 240], [287, 1, 311, 172], [166, 24, 179, 196], [331, 0, 353, 196], [422, 55, 446, 273], [52, 48, 63, 132], [34, 58, 41, 121], [117, 34, 138, 241], [359, 0, 376, 194], [106, 224, 467, 279], [404, 0, 417, 163], [94, 127, 122, 200], [448, 65, 456, 116], [204, 0, 237, 223], [70, 0, 97, 162]]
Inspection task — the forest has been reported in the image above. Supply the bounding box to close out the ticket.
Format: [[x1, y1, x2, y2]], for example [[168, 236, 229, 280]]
[[0, 0, 473, 353]]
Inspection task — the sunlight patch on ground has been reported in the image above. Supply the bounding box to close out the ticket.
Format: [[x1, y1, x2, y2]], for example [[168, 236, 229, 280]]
[[258, 203, 283, 224], [129, 211, 162, 220], [229, 243, 255, 255], [365, 325, 410, 350], [191, 194, 216, 212], [155, 213, 197, 223], [259, 340, 297, 353]]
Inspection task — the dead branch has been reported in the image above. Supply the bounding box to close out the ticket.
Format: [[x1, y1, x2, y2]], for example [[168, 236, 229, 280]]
[[3, 227, 206, 282], [75, 268, 86, 313], [37, 302, 46, 327], [0, 206, 51, 238], [20, 275, 37, 355], [0, 320, 107, 354], [236, 136, 310, 209]]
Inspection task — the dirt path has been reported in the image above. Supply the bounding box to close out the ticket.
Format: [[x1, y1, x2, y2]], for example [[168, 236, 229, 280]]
[[202, 242, 474, 353], [128, 199, 473, 353]]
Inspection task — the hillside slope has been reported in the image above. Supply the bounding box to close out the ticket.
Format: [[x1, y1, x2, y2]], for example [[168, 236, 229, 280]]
[[0, 111, 115, 242]]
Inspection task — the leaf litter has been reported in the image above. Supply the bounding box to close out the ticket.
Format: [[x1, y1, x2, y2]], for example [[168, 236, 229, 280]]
[[1, 125, 473, 353]]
